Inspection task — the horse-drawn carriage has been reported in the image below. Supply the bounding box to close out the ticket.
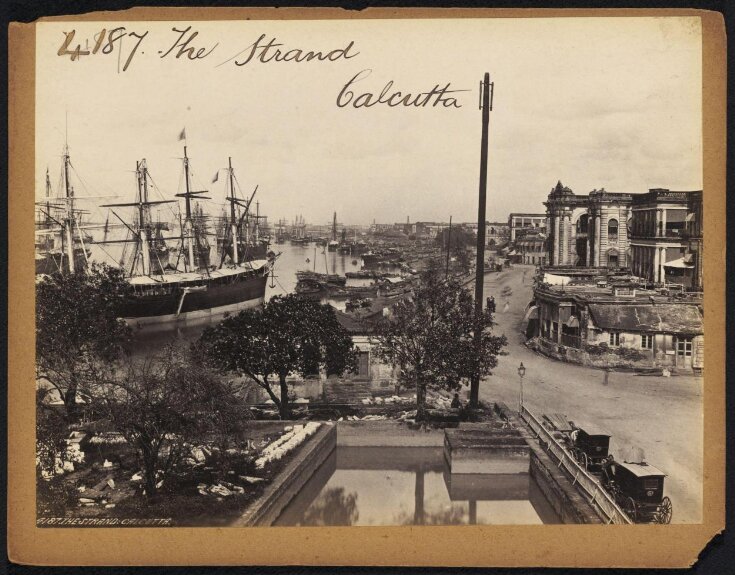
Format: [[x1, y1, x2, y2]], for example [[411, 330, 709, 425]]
[[601, 458, 672, 523], [568, 423, 611, 472]]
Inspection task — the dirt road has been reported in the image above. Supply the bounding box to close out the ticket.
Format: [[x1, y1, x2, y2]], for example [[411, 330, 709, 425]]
[[477, 264, 703, 523]]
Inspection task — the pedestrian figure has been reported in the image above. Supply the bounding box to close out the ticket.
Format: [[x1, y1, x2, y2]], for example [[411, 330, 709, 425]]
[[602, 454, 617, 487], [451, 393, 461, 409], [486, 296, 496, 314]]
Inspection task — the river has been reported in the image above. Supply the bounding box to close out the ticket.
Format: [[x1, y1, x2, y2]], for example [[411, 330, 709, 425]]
[[126, 242, 388, 357]]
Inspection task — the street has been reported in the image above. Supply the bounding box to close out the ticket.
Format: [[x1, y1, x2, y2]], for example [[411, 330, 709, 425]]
[[479, 264, 703, 523]]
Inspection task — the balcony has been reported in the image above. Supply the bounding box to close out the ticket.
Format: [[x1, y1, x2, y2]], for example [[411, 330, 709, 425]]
[[629, 230, 686, 241]]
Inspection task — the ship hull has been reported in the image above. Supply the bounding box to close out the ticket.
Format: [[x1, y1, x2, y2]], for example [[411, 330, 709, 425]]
[[122, 266, 268, 333]]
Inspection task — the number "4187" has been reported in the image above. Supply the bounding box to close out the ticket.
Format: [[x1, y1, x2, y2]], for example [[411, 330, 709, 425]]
[[58, 28, 149, 72]]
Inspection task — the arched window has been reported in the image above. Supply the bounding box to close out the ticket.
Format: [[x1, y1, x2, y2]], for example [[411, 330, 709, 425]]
[[608, 218, 619, 241], [576, 214, 589, 234]]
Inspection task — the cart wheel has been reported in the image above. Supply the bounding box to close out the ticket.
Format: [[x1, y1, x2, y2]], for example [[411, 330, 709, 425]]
[[656, 496, 672, 524], [580, 452, 590, 470], [624, 497, 638, 523]]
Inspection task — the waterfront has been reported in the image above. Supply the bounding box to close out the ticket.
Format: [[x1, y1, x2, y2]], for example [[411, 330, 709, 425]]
[[127, 241, 401, 355]]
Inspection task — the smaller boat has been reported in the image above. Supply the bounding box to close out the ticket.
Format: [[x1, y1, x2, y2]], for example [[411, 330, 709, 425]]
[[324, 283, 380, 299], [295, 278, 325, 296], [296, 270, 346, 286]]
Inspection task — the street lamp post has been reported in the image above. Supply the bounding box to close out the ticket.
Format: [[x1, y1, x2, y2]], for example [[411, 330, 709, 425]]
[[517, 362, 526, 414]]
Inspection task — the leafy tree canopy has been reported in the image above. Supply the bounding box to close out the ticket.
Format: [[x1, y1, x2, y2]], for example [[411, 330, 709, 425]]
[[375, 265, 506, 416], [195, 294, 356, 418], [36, 263, 132, 419]]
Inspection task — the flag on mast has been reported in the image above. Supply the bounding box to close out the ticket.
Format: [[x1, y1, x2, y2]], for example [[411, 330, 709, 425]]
[[178, 128, 187, 141], [211, 171, 219, 184]]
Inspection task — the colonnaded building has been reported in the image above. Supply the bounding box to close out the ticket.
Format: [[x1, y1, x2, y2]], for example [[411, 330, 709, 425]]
[[543, 182, 703, 290], [523, 181, 704, 373]]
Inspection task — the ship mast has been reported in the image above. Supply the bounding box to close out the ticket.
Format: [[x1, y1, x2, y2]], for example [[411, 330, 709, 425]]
[[228, 157, 239, 265], [99, 160, 175, 277], [62, 143, 76, 273], [174, 146, 210, 272], [183, 147, 195, 269], [45, 168, 52, 223], [332, 212, 337, 241], [137, 161, 152, 276], [255, 201, 260, 244]]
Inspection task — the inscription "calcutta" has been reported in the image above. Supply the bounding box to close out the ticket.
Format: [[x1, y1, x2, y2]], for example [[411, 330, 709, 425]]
[[336, 69, 468, 109]]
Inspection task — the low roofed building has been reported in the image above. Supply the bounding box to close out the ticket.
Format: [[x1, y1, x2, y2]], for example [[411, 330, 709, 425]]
[[526, 277, 703, 373]]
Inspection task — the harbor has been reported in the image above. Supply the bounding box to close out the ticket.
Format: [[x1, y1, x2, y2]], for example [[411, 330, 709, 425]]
[[28, 16, 707, 539]]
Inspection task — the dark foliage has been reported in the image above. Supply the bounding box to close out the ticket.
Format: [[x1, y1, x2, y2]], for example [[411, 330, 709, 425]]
[[374, 265, 506, 418], [36, 263, 132, 420], [195, 294, 357, 418]]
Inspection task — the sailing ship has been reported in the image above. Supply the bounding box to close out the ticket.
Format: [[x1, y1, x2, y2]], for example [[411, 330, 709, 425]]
[[35, 147, 93, 275], [214, 159, 269, 264], [290, 215, 310, 245], [98, 148, 273, 332], [274, 218, 288, 244]]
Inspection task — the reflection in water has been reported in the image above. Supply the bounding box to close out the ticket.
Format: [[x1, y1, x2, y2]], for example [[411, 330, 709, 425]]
[[301, 487, 360, 526], [275, 447, 560, 526]]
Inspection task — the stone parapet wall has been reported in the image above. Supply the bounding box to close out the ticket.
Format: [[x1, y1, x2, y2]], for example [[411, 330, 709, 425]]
[[532, 336, 669, 370], [236, 423, 337, 526]]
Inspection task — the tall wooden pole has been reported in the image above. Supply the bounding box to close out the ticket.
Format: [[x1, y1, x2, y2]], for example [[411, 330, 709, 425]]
[[470, 72, 492, 408], [445, 216, 452, 277]]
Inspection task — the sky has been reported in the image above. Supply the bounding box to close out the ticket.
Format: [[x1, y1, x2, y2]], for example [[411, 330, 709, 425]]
[[36, 17, 702, 226]]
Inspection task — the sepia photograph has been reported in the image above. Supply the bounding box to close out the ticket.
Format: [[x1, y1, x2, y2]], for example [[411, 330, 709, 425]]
[[8, 7, 726, 568]]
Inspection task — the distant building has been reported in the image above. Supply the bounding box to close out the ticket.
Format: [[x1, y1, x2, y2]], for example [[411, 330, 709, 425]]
[[486, 221, 509, 247], [508, 213, 547, 241], [527, 278, 703, 372], [629, 188, 702, 287], [515, 233, 547, 265]]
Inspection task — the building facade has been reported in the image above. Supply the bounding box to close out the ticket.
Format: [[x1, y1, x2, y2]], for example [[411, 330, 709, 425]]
[[629, 189, 701, 287], [544, 181, 633, 268], [486, 221, 509, 247], [515, 233, 547, 265], [527, 281, 704, 372], [684, 191, 703, 290], [508, 213, 547, 241]]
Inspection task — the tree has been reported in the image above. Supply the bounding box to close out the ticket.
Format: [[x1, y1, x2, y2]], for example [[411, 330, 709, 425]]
[[374, 265, 506, 418], [35, 388, 70, 478], [98, 346, 249, 498], [36, 263, 132, 421], [195, 294, 357, 419], [435, 227, 476, 251]]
